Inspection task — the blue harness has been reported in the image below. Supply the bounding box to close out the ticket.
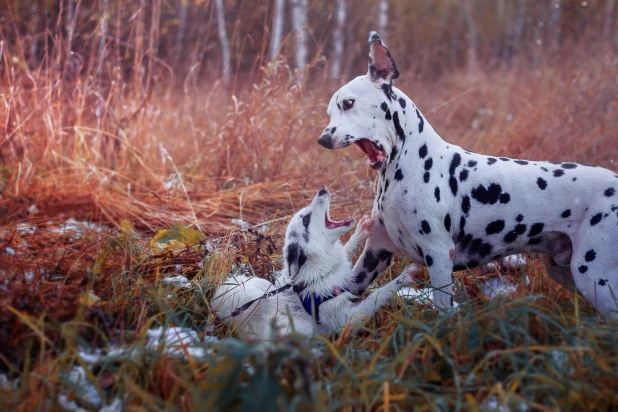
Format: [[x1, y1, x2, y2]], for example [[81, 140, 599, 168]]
[[294, 285, 348, 323]]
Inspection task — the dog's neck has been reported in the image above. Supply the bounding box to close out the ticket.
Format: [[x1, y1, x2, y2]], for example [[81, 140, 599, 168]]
[[384, 99, 447, 173], [285, 244, 352, 297]]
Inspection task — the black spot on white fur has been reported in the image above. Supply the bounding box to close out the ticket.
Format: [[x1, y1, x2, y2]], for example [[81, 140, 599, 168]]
[[590, 213, 603, 226], [394, 169, 404, 181], [444, 214, 451, 232], [421, 220, 431, 234], [419, 144, 428, 159], [537, 178, 548, 190], [485, 220, 505, 235], [435, 186, 441, 202], [585, 249, 596, 262]]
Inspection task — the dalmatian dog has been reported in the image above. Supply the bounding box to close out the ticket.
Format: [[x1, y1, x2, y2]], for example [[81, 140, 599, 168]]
[[317, 31, 618, 317], [211, 189, 419, 341]]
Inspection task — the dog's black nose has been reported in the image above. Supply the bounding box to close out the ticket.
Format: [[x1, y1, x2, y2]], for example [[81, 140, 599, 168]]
[[318, 188, 328, 197], [317, 134, 334, 149]]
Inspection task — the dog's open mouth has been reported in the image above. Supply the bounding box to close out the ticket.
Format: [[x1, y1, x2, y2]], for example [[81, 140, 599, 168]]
[[355, 139, 387, 170], [325, 212, 354, 230]]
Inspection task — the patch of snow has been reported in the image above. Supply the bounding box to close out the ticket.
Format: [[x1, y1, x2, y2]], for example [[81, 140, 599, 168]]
[[50, 219, 103, 236], [485, 254, 528, 270], [146, 327, 210, 359], [58, 366, 103, 410], [28, 204, 39, 214], [159, 275, 192, 289], [397, 287, 434, 303], [231, 218, 250, 229], [482, 395, 529, 412], [5, 247, 15, 256], [16, 223, 36, 234], [99, 397, 124, 412], [483, 277, 517, 299]]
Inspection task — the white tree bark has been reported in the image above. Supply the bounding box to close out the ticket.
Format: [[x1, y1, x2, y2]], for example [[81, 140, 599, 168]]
[[174, 0, 188, 63], [270, 0, 286, 60], [330, 0, 346, 79], [513, 0, 527, 52], [215, 0, 231, 85], [603, 0, 615, 36], [290, 0, 308, 72], [493, 0, 505, 58], [547, 0, 562, 53], [96, 0, 109, 79], [463, 0, 478, 76], [378, 0, 388, 35]]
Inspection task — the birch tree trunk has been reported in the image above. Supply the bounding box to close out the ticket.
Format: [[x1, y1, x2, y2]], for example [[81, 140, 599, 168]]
[[269, 0, 285, 60], [493, 0, 505, 58], [463, 0, 478, 76], [547, 0, 562, 53], [378, 0, 388, 35], [215, 0, 231, 85], [290, 0, 308, 73], [174, 0, 188, 64], [65, 0, 74, 39], [96, 0, 109, 79], [513, 0, 527, 52], [603, 0, 615, 36], [330, 0, 346, 79], [29, 2, 39, 67]]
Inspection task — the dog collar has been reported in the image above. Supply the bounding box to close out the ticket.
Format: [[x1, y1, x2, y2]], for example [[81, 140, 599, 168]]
[[293, 284, 348, 323]]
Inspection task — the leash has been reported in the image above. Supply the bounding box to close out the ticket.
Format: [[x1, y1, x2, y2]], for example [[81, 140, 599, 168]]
[[205, 282, 293, 329]]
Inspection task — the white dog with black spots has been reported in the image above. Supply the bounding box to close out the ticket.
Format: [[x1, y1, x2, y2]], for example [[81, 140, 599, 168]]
[[211, 189, 419, 341], [318, 31, 618, 318]]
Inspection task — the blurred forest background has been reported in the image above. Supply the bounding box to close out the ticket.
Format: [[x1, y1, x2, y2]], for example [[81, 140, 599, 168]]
[[3, 0, 618, 86]]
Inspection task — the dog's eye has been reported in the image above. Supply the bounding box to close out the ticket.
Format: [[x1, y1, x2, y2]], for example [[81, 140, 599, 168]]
[[302, 213, 312, 228], [342, 99, 355, 112]]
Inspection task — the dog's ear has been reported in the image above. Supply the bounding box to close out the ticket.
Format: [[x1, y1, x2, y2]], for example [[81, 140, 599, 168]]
[[286, 243, 307, 279], [367, 31, 399, 83]]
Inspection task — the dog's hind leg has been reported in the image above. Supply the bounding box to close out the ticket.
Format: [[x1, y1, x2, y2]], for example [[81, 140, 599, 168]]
[[569, 224, 618, 318], [348, 218, 398, 295]]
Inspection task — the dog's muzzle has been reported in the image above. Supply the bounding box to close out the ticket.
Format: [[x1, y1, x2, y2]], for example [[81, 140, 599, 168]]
[[317, 133, 335, 150]]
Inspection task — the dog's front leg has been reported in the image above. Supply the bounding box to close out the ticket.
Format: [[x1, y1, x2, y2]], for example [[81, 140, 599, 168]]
[[320, 264, 421, 327], [348, 219, 398, 296], [342, 215, 374, 260], [423, 247, 456, 308]]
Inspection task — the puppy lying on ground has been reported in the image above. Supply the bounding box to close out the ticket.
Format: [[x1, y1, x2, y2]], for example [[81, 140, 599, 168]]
[[211, 189, 418, 341]]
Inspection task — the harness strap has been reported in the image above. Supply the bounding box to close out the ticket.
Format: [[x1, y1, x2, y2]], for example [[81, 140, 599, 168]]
[[297, 287, 348, 323]]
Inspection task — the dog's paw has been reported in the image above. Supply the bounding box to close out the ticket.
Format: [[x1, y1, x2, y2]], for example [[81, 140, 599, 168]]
[[356, 215, 374, 238]]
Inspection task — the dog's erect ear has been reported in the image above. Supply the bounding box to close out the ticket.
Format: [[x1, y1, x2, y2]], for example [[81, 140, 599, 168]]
[[286, 243, 307, 279], [367, 31, 399, 83]]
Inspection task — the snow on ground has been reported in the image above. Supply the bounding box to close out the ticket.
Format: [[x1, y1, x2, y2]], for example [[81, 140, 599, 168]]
[[146, 326, 217, 359], [49, 218, 104, 236], [483, 277, 518, 300], [485, 254, 528, 271], [397, 287, 435, 303], [159, 275, 192, 289]]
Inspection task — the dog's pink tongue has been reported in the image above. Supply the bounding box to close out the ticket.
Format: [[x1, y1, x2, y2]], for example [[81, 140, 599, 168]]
[[376, 151, 386, 163]]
